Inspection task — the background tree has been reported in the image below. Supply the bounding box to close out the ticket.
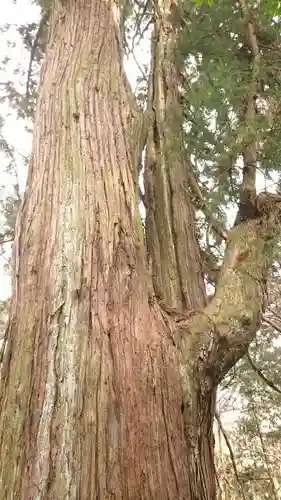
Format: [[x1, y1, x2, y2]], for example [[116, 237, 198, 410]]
[[0, 0, 281, 498]]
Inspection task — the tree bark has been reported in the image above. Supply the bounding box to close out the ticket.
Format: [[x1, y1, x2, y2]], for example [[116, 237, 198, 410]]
[[0, 1, 190, 498], [143, 0, 281, 498], [0, 0, 280, 499], [144, 1, 217, 497]]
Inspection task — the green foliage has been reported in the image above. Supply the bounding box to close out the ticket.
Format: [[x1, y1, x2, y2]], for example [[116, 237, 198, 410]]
[[265, 0, 281, 15], [177, 0, 281, 231], [194, 0, 214, 7], [196, 0, 281, 16]]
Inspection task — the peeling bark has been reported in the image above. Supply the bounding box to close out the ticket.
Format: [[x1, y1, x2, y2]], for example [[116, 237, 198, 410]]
[[143, 0, 281, 497], [0, 0, 280, 499], [144, 0, 206, 312], [0, 1, 190, 498], [144, 0, 217, 498]]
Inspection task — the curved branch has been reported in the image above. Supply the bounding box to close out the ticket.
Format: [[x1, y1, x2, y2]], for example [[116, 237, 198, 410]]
[[261, 313, 281, 335], [179, 192, 281, 395], [130, 0, 152, 51], [185, 166, 228, 243], [247, 352, 281, 395]]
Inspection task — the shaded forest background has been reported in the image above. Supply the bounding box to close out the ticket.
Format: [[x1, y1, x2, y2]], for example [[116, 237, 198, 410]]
[[1, 0, 281, 497]]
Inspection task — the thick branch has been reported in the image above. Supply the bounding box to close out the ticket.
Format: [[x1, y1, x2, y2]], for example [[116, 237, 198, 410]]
[[178, 192, 281, 397]]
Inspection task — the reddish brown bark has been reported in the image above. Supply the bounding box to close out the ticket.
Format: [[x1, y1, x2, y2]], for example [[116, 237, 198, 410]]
[[0, 0, 276, 499], [0, 1, 190, 498], [144, 1, 217, 498]]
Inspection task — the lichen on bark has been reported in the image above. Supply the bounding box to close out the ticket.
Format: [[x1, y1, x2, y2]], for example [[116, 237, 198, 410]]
[[180, 198, 280, 387]]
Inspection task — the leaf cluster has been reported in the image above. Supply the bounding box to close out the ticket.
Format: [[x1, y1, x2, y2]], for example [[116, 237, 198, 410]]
[[177, 0, 281, 231]]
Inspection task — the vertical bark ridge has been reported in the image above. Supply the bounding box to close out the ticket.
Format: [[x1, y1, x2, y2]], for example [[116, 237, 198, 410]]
[[144, 1, 206, 312], [144, 2, 218, 498], [0, 1, 190, 498]]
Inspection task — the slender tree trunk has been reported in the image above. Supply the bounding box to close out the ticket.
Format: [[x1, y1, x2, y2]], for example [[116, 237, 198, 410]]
[[145, 0, 217, 497], [0, 1, 190, 498]]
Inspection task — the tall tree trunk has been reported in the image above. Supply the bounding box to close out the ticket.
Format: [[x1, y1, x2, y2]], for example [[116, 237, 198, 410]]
[[145, 0, 217, 497], [0, 0, 280, 499], [0, 1, 190, 498]]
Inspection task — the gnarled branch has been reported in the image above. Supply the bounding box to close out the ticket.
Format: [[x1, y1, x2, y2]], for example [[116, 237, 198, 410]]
[[179, 192, 281, 397]]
